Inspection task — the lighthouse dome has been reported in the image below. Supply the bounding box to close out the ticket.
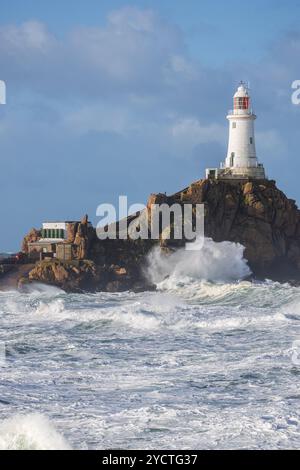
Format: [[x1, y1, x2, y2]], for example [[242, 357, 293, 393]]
[[234, 83, 248, 98]]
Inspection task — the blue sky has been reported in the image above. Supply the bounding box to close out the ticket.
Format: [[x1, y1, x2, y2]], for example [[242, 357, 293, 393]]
[[0, 0, 300, 250]]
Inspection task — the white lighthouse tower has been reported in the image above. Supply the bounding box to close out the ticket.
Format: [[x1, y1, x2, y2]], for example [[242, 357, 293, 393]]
[[206, 82, 266, 180]]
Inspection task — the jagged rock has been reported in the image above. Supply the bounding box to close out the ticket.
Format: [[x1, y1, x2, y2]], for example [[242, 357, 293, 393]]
[[24, 258, 154, 293], [5, 178, 300, 293], [166, 178, 300, 280], [73, 214, 95, 260], [113, 266, 127, 276], [66, 222, 78, 243], [81, 214, 88, 225], [28, 260, 102, 292], [147, 193, 168, 224], [21, 228, 41, 253]]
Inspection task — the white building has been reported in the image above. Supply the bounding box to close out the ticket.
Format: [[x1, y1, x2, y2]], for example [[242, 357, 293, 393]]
[[206, 82, 266, 180], [28, 221, 79, 260], [39, 222, 68, 241]]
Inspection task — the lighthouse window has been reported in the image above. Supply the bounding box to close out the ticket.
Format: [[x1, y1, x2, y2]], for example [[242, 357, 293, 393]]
[[232, 122, 236, 128], [250, 137, 253, 144], [234, 97, 249, 110], [230, 152, 235, 166]]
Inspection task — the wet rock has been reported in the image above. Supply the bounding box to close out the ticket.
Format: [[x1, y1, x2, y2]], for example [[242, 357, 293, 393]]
[[12, 178, 300, 291], [28, 260, 102, 293], [175, 178, 300, 280], [21, 228, 41, 253]]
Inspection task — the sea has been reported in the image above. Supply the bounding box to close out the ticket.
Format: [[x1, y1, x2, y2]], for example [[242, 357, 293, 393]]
[[0, 239, 300, 449]]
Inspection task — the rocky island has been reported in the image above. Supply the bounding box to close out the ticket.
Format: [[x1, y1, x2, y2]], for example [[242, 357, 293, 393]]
[[1, 177, 300, 293], [1, 84, 299, 292]]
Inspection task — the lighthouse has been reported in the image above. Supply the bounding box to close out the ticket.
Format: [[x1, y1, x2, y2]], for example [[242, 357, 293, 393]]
[[206, 82, 266, 180]]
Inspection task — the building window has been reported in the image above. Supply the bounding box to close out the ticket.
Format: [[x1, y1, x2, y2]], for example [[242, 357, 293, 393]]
[[42, 227, 65, 239], [250, 137, 253, 144], [232, 122, 236, 128]]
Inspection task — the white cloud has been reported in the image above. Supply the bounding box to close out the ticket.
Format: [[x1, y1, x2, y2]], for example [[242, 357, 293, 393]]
[[0, 7, 298, 173], [63, 104, 139, 136], [107, 6, 159, 33], [0, 20, 54, 52], [171, 118, 226, 152], [0, 7, 191, 96]]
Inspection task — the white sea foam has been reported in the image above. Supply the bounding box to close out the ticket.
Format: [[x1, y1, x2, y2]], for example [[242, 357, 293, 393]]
[[23, 282, 65, 295], [147, 237, 251, 286], [1, 238, 300, 449], [0, 413, 71, 450]]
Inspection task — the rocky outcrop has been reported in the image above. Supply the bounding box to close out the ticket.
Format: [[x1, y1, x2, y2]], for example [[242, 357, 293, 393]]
[[60, 215, 96, 260], [163, 178, 300, 280], [25, 259, 155, 293], [3, 177, 300, 292], [27, 259, 101, 292], [22, 228, 41, 253], [73, 214, 96, 260], [16, 217, 155, 292]]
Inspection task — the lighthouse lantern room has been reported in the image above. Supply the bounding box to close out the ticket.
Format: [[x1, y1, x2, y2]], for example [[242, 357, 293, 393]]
[[206, 82, 266, 180]]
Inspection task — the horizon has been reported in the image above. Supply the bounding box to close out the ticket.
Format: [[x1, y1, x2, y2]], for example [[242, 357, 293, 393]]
[[1, 0, 300, 250]]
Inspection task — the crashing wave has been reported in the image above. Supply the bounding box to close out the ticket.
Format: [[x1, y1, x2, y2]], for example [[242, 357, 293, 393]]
[[0, 413, 70, 450], [147, 237, 251, 287]]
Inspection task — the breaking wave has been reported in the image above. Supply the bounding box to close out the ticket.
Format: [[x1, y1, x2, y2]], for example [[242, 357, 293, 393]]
[[1, 238, 300, 449], [147, 237, 251, 287], [21, 282, 65, 295], [0, 413, 70, 450]]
